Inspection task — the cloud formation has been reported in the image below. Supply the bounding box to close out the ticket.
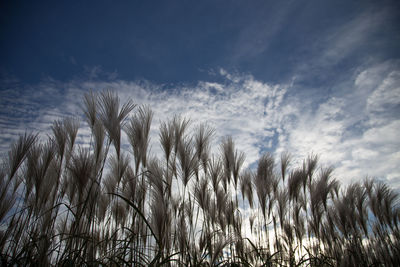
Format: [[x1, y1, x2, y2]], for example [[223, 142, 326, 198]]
[[1, 61, 399, 189], [278, 60, 400, 188]]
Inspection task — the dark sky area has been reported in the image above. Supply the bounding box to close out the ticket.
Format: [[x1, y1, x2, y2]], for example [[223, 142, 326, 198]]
[[1, 0, 398, 85]]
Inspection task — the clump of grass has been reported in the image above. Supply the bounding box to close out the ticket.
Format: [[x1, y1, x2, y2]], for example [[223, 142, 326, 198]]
[[0, 90, 399, 266]]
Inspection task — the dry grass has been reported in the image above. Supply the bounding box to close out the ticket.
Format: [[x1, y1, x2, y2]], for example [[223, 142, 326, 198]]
[[0, 90, 399, 266]]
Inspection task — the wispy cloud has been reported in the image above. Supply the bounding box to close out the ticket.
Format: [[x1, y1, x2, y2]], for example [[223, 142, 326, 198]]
[[1, 61, 399, 189], [0, 68, 292, 167], [294, 7, 394, 83], [278, 60, 400, 188], [320, 10, 385, 64], [229, 1, 298, 61]]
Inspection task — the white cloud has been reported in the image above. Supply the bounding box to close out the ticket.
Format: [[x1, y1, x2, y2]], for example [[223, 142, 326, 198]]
[[0, 70, 292, 170], [1, 61, 399, 190], [277, 60, 400, 188], [367, 70, 400, 114]]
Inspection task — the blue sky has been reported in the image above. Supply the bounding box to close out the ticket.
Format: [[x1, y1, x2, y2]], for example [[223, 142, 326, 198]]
[[1, 0, 400, 188]]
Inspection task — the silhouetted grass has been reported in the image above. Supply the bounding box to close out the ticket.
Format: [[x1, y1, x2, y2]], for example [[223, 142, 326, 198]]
[[0, 90, 399, 266]]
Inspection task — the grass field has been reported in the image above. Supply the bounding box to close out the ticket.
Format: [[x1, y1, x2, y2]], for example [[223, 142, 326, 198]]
[[1, 91, 399, 266]]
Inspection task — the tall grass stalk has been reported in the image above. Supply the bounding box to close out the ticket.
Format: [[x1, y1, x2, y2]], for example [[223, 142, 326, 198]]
[[0, 90, 399, 266]]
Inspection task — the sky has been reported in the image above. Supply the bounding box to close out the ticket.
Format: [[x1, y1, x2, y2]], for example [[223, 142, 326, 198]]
[[0, 0, 400, 189]]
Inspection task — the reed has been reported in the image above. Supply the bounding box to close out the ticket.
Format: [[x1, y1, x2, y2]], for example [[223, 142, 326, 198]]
[[0, 90, 399, 266]]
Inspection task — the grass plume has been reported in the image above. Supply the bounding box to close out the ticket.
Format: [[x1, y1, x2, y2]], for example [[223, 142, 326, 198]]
[[0, 90, 399, 266]]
